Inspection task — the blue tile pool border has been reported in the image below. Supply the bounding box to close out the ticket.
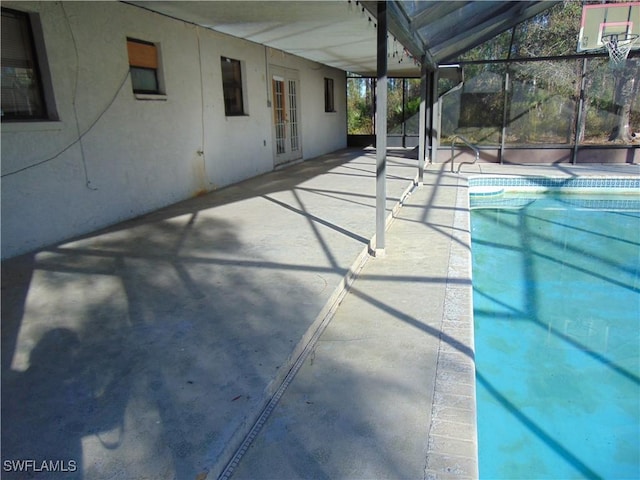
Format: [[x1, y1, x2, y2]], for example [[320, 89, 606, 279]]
[[468, 176, 640, 210], [469, 175, 640, 192]]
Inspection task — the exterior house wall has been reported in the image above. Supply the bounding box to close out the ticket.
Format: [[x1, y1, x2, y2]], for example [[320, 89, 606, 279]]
[[1, 1, 347, 258]]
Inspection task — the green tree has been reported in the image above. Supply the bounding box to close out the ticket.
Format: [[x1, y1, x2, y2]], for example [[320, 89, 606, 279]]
[[458, 0, 638, 144], [347, 77, 374, 135], [609, 58, 639, 142]]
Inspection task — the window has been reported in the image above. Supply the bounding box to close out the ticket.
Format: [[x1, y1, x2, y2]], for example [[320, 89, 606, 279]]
[[324, 77, 335, 112], [127, 38, 161, 94], [221, 57, 244, 116], [1, 8, 47, 121]]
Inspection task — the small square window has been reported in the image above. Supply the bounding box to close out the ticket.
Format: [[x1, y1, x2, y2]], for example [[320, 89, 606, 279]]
[[1, 8, 48, 121], [324, 77, 335, 112], [221, 57, 245, 116], [127, 38, 160, 94]]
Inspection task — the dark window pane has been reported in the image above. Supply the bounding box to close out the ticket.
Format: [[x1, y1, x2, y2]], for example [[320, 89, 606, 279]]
[[221, 57, 244, 116], [130, 67, 159, 94], [1, 8, 46, 120], [324, 78, 334, 112]]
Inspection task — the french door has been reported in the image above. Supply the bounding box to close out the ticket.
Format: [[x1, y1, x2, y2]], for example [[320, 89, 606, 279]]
[[271, 67, 302, 165]]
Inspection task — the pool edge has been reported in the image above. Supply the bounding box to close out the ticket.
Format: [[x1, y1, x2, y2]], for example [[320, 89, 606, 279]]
[[425, 175, 479, 480]]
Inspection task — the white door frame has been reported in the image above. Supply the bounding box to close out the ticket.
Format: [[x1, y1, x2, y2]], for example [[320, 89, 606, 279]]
[[270, 66, 302, 166]]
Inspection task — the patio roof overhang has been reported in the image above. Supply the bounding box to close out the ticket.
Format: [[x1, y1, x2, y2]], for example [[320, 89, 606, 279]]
[[125, 1, 559, 77]]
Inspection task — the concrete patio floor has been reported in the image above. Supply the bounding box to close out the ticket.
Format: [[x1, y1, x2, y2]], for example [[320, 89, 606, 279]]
[[2, 148, 638, 480]]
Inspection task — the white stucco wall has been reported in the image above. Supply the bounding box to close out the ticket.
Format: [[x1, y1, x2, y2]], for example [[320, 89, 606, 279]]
[[1, 1, 347, 259]]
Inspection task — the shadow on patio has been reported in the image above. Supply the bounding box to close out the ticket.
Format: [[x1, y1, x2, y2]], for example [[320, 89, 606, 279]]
[[1, 147, 423, 480]]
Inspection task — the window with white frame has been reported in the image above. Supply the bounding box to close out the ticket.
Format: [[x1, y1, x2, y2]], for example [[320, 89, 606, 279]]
[[127, 38, 162, 95]]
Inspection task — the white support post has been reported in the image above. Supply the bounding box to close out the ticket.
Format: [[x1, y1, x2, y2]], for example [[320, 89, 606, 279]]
[[417, 59, 428, 186], [374, 0, 387, 257]]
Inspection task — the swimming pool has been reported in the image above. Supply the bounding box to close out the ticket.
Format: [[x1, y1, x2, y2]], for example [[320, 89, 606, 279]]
[[470, 177, 640, 479]]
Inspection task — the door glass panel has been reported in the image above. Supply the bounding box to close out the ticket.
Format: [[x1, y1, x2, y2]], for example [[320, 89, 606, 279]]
[[273, 79, 286, 154], [288, 79, 299, 152]]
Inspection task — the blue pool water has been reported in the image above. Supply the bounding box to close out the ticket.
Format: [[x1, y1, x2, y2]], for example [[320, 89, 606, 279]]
[[471, 192, 640, 479]]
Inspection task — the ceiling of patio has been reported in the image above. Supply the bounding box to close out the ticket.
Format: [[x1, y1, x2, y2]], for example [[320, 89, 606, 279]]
[[127, 0, 559, 77]]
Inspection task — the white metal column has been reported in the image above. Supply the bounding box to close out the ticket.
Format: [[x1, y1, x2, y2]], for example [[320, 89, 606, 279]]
[[374, 0, 387, 256], [418, 59, 428, 186]]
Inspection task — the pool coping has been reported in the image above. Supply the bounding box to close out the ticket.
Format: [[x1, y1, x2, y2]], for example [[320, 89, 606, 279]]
[[431, 173, 640, 479], [426, 174, 478, 480]]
